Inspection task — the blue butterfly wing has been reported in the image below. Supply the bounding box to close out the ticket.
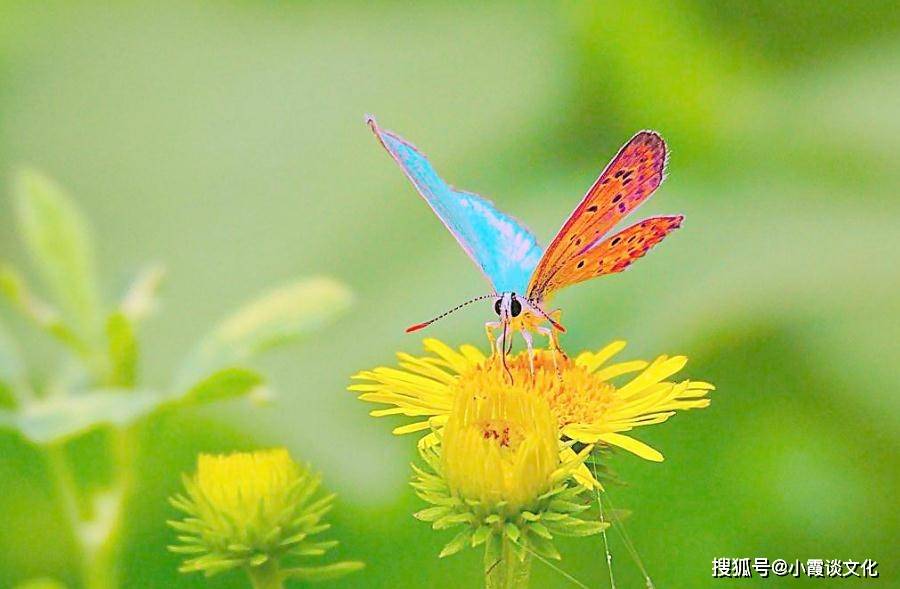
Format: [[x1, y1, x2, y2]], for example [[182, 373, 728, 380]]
[[368, 117, 542, 294]]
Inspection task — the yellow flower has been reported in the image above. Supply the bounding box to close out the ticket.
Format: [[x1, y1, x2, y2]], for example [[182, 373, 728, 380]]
[[194, 448, 301, 526], [168, 448, 363, 585], [411, 380, 605, 564], [442, 381, 576, 513], [351, 338, 713, 463]]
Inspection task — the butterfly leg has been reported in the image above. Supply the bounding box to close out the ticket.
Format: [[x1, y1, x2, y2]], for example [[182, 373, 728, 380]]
[[536, 324, 566, 381], [551, 329, 568, 361], [485, 321, 502, 355], [536, 326, 558, 370], [548, 309, 568, 360], [520, 328, 535, 377]]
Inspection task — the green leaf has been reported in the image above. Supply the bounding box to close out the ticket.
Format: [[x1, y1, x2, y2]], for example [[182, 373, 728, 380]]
[[106, 312, 137, 387], [249, 554, 268, 567], [547, 499, 588, 514], [439, 528, 473, 558], [178, 277, 352, 385], [0, 389, 162, 444], [433, 512, 472, 530], [119, 264, 166, 323], [504, 522, 520, 542], [527, 521, 553, 539], [526, 533, 561, 560], [282, 561, 365, 582], [14, 169, 100, 337], [176, 367, 265, 407], [413, 505, 452, 522], [0, 265, 93, 358], [471, 525, 493, 547], [548, 518, 608, 537]]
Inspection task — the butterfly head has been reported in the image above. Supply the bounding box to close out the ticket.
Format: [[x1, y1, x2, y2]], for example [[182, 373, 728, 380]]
[[492, 292, 566, 333], [493, 292, 523, 321]]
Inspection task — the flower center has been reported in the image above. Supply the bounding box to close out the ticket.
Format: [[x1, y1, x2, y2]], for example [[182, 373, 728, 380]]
[[453, 350, 619, 432], [478, 419, 524, 450], [441, 383, 558, 512]]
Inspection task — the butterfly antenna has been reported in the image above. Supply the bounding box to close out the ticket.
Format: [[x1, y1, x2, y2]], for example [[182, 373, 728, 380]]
[[406, 293, 497, 333]]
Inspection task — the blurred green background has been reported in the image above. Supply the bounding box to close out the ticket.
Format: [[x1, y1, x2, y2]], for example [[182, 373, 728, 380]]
[[1, 1, 897, 587]]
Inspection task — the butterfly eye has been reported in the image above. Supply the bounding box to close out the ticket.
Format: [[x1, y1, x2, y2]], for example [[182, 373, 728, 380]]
[[494, 299, 502, 316], [509, 297, 522, 317]]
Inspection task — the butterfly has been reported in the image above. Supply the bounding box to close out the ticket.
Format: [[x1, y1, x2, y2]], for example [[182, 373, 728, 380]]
[[368, 116, 682, 363]]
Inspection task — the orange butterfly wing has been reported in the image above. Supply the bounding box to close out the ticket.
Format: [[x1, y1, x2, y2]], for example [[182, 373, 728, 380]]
[[527, 131, 667, 300], [535, 216, 683, 294]]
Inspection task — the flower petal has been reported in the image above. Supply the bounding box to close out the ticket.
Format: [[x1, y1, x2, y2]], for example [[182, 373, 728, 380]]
[[423, 339, 472, 373], [393, 421, 433, 435], [593, 360, 649, 382], [577, 340, 627, 372], [597, 433, 664, 462]]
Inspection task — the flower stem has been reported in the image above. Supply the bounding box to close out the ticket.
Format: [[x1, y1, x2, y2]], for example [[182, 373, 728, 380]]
[[246, 560, 285, 589], [485, 535, 532, 589], [45, 443, 82, 536], [44, 424, 140, 589], [81, 424, 140, 589]]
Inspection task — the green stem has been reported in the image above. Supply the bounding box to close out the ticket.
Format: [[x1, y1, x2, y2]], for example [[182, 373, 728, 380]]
[[83, 537, 118, 589], [80, 488, 123, 589], [45, 424, 138, 589], [485, 535, 532, 589], [82, 425, 139, 589], [46, 441, 117, 589], [246, 560, 285, 589], [41, 321, 138, 589], [46, 443, 83, 543]]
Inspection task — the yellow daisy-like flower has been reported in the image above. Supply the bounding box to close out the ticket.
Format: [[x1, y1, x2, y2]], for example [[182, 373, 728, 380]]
[[442, 381, 578, 513], [193, 449, 301, 524], [351, 338, 714, 463], [411, 377, 605, 567], [168, 448, 363, 586]]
